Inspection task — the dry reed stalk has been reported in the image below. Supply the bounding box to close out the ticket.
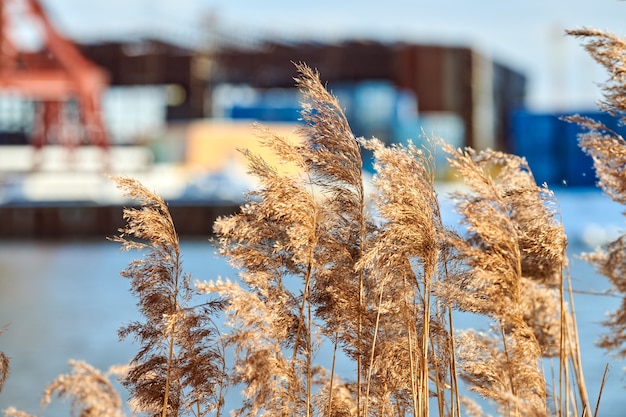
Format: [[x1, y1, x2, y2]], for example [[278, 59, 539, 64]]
[[0, 352, 7, 395], [438, 144, 561, 416], [311, 367, 356, 417], [5, 361, 127, 417], [566, 114, 626, 358], [195, 276, 304, 417], [566, 28, 626, 360], [447, 307, 462, 417], [292, 62, 374, 416], [561, 270, 592, 416], [0, 327, 9, 395], [4, 60, 607, 417], [438, 142, 592, 416], [567, 29, 626, 118], [593, 363, 609, 417], [42, 360, 128, 417], [459, 396, 491, 417], [111, 176, 225, 417], [200, 63, 371, 416], [199, 63, 588, 417], [358, 138, 452, 417], [573, 122, 626, 357], [201, 64, 474, 417], [3, 409, 37, 417], [201, 139, 319, 415], [294, 63, 370, 416]]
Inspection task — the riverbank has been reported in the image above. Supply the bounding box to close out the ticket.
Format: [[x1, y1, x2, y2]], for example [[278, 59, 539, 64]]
[[0, 201, 240, 238]]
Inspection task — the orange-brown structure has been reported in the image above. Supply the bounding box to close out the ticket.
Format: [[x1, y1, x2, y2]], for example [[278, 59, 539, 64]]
[[0, 0, 109, 154]]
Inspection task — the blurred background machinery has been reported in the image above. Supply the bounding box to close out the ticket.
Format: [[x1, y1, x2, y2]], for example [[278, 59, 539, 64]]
[[0, 0, 109, 160], [1, 0, 621, 236]]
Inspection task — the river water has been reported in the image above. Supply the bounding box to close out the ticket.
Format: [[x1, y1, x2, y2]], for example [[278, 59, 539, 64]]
[[0, 188, 625, 416]]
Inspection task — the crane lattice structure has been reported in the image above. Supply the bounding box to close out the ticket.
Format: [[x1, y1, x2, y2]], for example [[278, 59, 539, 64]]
[[0, 0, 109, 168]]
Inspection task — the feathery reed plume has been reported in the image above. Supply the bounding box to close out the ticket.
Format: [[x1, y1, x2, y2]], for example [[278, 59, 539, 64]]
[[0, 352, 7, 395], [311, 368, 355, 417], [566, 28, 626, 119], [196, 278, 302, 416], [582, 235, 626, 357], [566, 28, 626, 359], [296, 64, 368, 332], [4, 361, 127, 417], [0, 327, 9, 394], [358, 138, 452, 416], [111, 176, 225, 417], [4, 408, 37, 417], [456, 330, 546, 417], [459, 396, 492, 417], [4, 407, 37, 417], [200, 63, 375, 416], [42, 360, 127, 417], [520, 279, 561, 358], [2, 61, 607, 417], [294, 63, 372, 415], [438, 145, 550, 416], [203, 127, 320, 415]]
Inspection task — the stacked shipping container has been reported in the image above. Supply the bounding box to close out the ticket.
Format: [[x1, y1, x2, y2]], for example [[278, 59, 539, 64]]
[[510, 110, 626, 187]]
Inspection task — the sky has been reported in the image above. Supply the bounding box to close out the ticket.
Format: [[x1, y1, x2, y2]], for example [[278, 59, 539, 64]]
[[38, 0, 626, 112]]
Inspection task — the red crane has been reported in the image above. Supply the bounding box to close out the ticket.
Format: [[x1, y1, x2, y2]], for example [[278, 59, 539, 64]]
[[0, 0, 109, 166]]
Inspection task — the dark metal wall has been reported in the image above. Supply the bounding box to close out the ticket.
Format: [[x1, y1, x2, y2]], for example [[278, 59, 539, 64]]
[[79, 39, 526, 150], [79, 40, 209, 121], [213, 41, 526, 150], [0, 202, 239, 238]]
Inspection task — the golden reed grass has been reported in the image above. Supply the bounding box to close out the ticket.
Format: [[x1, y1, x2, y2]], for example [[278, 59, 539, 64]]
[[3, 27, 626, 416], [0, 327, 8, 396], [565, 28, 626, 360]]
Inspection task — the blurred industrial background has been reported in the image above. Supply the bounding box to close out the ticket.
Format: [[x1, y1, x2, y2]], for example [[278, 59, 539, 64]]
[[4, 4, 626, 416], [0, 0, 624, 237]]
